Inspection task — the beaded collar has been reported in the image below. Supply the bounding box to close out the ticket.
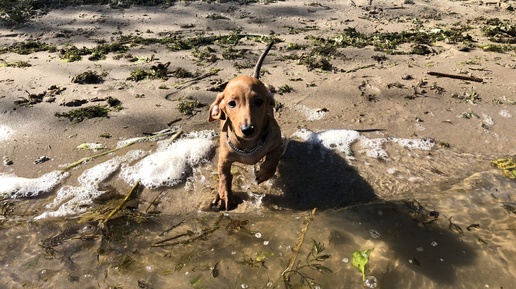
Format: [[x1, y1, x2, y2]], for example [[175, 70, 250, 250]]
[[226, 130, 268, 156]]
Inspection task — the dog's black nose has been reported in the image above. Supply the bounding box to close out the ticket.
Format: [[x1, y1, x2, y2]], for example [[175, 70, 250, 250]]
[[241, 125, 255, 137]]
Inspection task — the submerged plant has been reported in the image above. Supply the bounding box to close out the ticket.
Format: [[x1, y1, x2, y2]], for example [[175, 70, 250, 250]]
[[282, 239, 333, 288], [352, 249, 373, 281], [491, 158, 516, 179]]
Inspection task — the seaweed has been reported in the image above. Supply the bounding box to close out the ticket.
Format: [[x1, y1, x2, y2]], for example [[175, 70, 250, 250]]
[[55, 105, 110, 123], [0, 0, 177, 24], [481, 18, 516, 44], [280, 209, 332, 289], [127, 62, 170, 81], [277, 84, 294, 95], [72, 70, 105, 84], [491, 158, 516, 179], [177, 96, 206, 116], [312, 26, 474, 55], [0, 60, 31, 67], [222, 46, 248, 60], [451, 90, 481, 104], [352, 249, 372, 281], [192, 47, 219, 63], [0, 40, 56, 55], [172, 67, 194, 78]]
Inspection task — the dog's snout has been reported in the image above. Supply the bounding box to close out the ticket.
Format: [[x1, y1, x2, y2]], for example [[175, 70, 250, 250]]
[[241, 124, 255, 137]]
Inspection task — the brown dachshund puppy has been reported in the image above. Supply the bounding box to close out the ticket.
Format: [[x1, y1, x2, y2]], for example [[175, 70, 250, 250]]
[[208, 43, 282, 210]]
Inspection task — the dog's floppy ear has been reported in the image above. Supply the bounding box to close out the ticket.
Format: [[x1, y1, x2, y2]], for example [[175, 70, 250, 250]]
[[209, 92, 226, 122], [266, 87, 275, 107], [262, 83, 275, 108]]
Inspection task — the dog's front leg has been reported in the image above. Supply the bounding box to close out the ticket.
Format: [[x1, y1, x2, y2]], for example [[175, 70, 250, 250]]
[[255, 144, 283, 184], [213, 158, 234, 210]]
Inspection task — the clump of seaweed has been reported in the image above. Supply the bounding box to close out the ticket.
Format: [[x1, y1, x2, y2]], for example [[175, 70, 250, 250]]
[[59, 42, 129, 62], [491, 158, 516, 179], [277, 84, 294, 95], [55, 106, 111, 123], [177, 96, 206, 116], [72, 70, 105, 84], [311, 26, 473, 55], [0, 40, 56, 55], [222, 46, 248, 60], [54, 96, 122, 124], [481, 18, 516, 44], [460, 108, 479, 119], [127, 62, 170, 81], [451, 90, 481, 104], [172, 67, 194, 78], [298, 54, 333, 71], [0, 60, 31, 67], [192, 47, 219, 63]]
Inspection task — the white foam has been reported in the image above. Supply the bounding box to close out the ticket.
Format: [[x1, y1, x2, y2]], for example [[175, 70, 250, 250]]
[[293, 128, 361, 156], [294, 104, 329, 121], [0, 125, 14, 142], [359, 137, 389, 158], [37, 133, 213, 219], [292, 129, 434, 159], [120, 137, 213, 188], [0, 171, 69, 199], [482, 113, 494, 126], [35, 150, 146, 219], [390, 137, 435, 151], [499, 110, 512, 118]]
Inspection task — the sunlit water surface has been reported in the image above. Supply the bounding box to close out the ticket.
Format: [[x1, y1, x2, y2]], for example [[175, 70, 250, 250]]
[[1, 134, 515, 289]]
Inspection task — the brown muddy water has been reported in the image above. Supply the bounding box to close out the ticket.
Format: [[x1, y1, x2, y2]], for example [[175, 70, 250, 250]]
[[0, 130, 515, 289]]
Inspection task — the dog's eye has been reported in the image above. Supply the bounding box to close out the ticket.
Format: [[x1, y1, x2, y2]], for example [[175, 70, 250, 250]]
[[254, 99, 264, 107], [228, 100, 236, 108]]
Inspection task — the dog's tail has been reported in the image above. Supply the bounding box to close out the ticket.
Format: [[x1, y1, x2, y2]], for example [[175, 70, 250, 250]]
[[252, 41, 274, 79]]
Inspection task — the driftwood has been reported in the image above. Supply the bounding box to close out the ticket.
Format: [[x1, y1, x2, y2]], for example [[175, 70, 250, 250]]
[[427, 71, 483, 83]]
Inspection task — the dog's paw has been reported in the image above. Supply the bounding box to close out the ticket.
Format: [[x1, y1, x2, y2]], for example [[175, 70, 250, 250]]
[[211, 191, 236, 211], [255, 169, 274, 184]]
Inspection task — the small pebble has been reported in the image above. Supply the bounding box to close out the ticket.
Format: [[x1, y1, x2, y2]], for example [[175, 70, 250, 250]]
[[35, 156, 50, 164], [3, 156, 13, 165]]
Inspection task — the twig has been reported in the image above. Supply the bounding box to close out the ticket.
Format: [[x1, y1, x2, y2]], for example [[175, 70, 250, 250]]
[[282, 208, 317, 288], [145, 190, 166, 213], [60, 130, 183, 173], [99, 180, 141, 230], [427, 71, 483, 83], [345, 64, 375, 73], [151, 214, 224, 247]]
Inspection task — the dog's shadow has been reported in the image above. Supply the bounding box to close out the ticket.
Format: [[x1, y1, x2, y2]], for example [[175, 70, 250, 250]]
[[264, 139, 378, 210]]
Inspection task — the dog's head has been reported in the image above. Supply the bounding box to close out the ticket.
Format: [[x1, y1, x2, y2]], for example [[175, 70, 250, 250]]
[[209, 76, 275, 140]]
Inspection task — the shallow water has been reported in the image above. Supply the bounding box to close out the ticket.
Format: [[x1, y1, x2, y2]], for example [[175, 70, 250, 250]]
[[1, 132, 515, 289]]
